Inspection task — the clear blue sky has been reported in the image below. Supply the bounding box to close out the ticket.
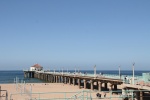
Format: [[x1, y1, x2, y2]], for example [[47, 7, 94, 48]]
[[0, 0, 150, 70]]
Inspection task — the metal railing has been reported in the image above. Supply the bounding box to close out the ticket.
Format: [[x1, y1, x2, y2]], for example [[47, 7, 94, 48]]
[[0, 86, 8, 100], [10, 90, 91, 100], [9, 89, 150, 100]]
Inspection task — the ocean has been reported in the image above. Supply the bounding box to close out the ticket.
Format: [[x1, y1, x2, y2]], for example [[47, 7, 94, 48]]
[[0, 70, 150, 84]]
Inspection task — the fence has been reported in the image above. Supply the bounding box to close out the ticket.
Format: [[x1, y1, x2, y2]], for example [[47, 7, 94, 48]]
[[11, 76, 150, 100], [10, 91, 91, 100], [0, 86, 8, 100], [12, 77, 32, 99], [9, 89, 150, 100]]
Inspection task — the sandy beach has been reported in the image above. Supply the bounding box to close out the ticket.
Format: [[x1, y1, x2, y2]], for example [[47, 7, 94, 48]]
[[0, 83, 122, 100]]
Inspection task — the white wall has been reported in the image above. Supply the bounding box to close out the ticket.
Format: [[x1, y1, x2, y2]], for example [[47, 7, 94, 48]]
[[30, 67, 35, 71], [30, 67, 43, 71]]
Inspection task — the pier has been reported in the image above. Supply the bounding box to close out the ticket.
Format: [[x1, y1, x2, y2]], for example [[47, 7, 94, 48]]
[[23, 64, 150, 100], [23, 70, 150, 100], [24, 70, 123, 91]]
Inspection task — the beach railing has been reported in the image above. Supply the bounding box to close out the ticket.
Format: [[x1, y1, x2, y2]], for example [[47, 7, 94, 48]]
[[69, 90, 92, 100], [83, 90, 150, 100], [0, 86, 8, 100], [10, 89, 150, 100], [10, 91, 91, 100], [14, 77, 32, 99]]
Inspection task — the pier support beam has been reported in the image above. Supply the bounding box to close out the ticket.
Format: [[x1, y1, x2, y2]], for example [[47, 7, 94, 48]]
[[104, 83, 107, 90], [84, 80, 87, 89], [61, 76, 63, 83], [47, 75, 49, 82], [45, 75, 47, 81], [41, 74, 42, 79], [122, 87, 126, 98], [73, 78, 75, 86], [58, 76, 59, 83], [98, 81, 102, 91], [69, 78, 71, 85], [140, 91, 143, 100], [59, 76, 61, 83], [114, 84, 117, 90], [44, 74, 45, 80], [75, 79, 78, 85], [47, 75, 48, 81], [64, 77, 67, 84], [53, 75, 56, 83], [43, 74, 45, 80], [55, 76, 57, 83], [46, 74, 48, 81], [131, 91, 145, 100], [24, 72, 27, 78], [109, 83, 113, 91], [90, 80, 94, 90], [78, 79, 81, 89]]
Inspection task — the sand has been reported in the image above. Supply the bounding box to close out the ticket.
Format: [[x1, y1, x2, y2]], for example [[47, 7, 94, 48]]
[[0, 83, 121, 100]]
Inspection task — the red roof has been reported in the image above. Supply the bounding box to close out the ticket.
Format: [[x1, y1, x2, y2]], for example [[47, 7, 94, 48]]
[[31, 64, 43, 68]]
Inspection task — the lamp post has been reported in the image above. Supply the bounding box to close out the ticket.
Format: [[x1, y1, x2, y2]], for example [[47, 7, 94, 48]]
[[62, 67, 63, 75], [119, 65, 121, 79], [132, 63, 135, 85], [94, 65, 96, 77], [75, 67, 76, 74], [54, 69, 55, 73]]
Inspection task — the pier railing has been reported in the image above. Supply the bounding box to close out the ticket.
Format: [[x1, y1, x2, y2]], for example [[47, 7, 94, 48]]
[[37, 71, 145, 85]]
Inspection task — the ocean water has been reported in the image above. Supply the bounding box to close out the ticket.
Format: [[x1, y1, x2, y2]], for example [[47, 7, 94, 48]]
[[0, 70, 149, 84], [0, 70, 45, 84]]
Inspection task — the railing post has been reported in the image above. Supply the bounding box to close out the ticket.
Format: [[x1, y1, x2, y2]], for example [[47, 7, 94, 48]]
[[132, 90, 134, 100], [90, 90, 92, 100], [14, 78, 15, 88], [0, 86, 1, 99], [6, 91, 8, 100], [38, 93, 40, 100], [82, 90, 84, 100], [30, 84, 32, 99], [10, 93, 12, 100], [16, 77, 18, 91], [110, 90, 112, 100], [16, 77, 17, 90], [24, 81, 25, 93], [64, 92, 66, 100], [86, 91, 88, 100], [21, 80, 23, 95]]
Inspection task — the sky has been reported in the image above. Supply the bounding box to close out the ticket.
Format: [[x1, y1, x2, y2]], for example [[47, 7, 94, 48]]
[[0, 0, 150, 70]]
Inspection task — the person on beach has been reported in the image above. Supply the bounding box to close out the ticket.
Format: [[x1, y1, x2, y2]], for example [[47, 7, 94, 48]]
[[126, 76, 128, 84], [104, 92, 106, 98], [124, 76, 127, 83], [96, 93, 101, 98]]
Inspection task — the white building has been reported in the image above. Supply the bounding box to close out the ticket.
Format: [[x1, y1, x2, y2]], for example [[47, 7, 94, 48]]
[[30, 64, 43, 71]]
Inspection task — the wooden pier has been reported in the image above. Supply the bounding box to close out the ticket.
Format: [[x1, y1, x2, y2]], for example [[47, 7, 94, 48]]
[[24, 70, 150, 100]]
